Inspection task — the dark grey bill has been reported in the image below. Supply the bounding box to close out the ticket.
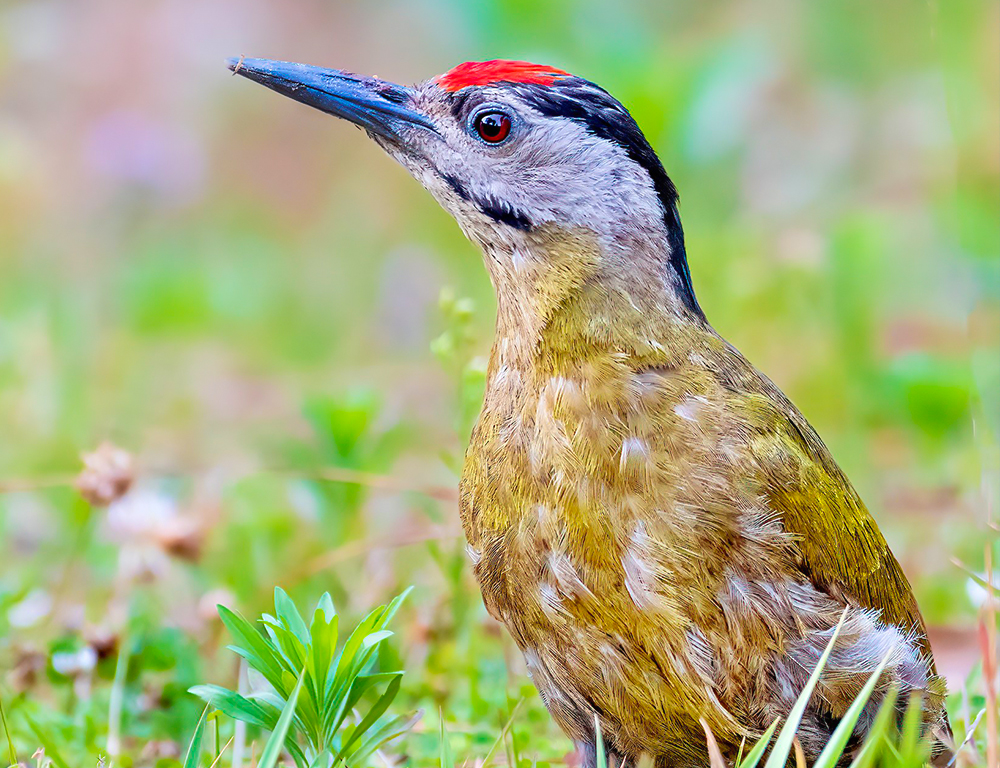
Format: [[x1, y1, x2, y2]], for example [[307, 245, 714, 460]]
[[226, 57, 437, 140]]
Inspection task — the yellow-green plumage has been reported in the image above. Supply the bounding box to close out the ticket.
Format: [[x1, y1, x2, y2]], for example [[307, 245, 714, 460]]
[[460, 227, 946, 766]]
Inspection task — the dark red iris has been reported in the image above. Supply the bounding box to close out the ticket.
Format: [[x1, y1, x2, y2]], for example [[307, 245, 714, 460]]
[[474, 112, 511, 143]]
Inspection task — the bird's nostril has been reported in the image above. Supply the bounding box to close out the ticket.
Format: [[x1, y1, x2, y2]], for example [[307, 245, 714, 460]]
[[375, 81, 411, 104]]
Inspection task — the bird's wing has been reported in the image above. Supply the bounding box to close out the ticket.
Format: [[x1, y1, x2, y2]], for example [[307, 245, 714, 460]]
[[723, 370, 934, 662]]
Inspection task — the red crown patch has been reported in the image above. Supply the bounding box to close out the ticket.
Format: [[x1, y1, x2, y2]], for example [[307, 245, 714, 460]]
[[435, 60, 570, 92]]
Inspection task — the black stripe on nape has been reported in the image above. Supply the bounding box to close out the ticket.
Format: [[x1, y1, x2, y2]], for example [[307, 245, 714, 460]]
[[514, 78, 703, 318]]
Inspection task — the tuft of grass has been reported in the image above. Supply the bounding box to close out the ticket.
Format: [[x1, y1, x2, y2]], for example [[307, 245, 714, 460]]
[[812, 651, 892, 768], [189, 587, 415, 768], [703, 607, 951, 768], [762, 609, 849, 768]]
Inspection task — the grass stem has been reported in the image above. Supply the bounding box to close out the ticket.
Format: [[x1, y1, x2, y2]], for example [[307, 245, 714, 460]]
[[0, 687, 16, 767]]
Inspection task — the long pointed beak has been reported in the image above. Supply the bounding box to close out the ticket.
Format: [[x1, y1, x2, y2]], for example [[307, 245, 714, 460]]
[[226, 57, 437, 141]]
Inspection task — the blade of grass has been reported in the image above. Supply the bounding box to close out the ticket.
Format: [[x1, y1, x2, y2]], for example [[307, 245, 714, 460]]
[[18, 709, 70, 768], [897, 692, 931, 766], [813, 651, 893, 768], [849, 685, 899, 768], [184, 705, 210, 768], [20, 711, 69, 768], [208, 735, 236, 768], [107, 634, 133, 759], [763, 608, 849, 768], [439, 711, 454, 768], [480, 698, 524, 768], [734, 736, 746, 768], [950, 707, 985, 766], [982, 540, 998, 768], [738, 719, 779, 768], [189, 684, 272, 728], [233, 659, 249, 768], [0, 687, 15, 767], [595, 715, 607, 768], [508, 697, 523, 768], [258, 670, 306, 768], [502, 710, 515, 768], [214, 711, 222, 765]]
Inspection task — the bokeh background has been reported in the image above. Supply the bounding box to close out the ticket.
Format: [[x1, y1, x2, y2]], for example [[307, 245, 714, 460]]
[[0, 0, 997, 764]]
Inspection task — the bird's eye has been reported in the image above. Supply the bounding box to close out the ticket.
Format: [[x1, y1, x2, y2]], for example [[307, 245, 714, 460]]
[[473, 111, 512, 143]]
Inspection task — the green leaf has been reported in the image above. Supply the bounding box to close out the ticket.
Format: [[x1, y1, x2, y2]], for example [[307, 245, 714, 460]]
[[328, 622, 398, 706], [310, 605, 338, 706], [344, 673, 402, 713], [218, 605, 289, 685], [362, 630, 393, 649], [334, 675, 402, 762], [813, 651, 893, 768], [379, 587, 412, 627], [258, 670, 306, 768], [263, 619, 309, 681], [736, 719, 778, 768], [341, 712, 417, 768], [189, 684, 273, 729], [248, 692, 286, 721], [275, 587, 311, 647], [763, 609, 849, 768], [183, 705, 210, 768], [285, 735, 310, 768], [324, 672, 401, 742], [308, 749, 334, 768], [317, 592, 336, 622], [211, 587, 410, 764], [328, 614, 381, 701]]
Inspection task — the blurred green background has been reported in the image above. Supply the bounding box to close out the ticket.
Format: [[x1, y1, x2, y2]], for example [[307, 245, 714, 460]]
[[0, 0, 997, 764]]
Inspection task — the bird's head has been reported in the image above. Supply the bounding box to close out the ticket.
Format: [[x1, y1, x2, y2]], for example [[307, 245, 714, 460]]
[[228, 57, 701, 324]]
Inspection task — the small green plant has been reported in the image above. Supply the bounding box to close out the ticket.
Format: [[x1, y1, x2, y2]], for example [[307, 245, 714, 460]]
[[189, 587, 415, 768], [431, 288, 487, 460]]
